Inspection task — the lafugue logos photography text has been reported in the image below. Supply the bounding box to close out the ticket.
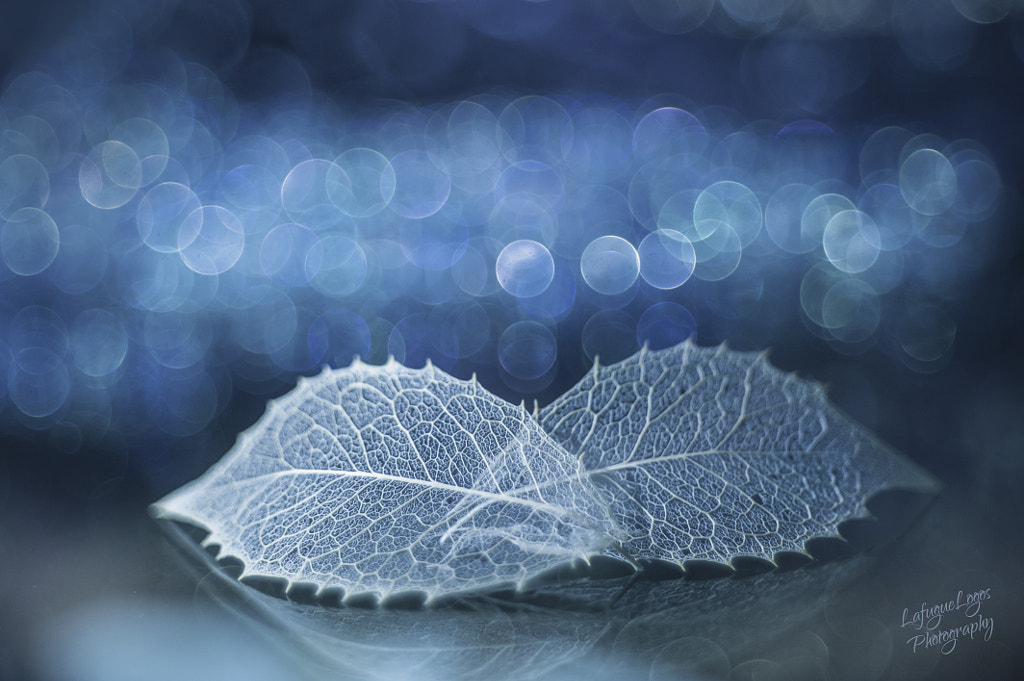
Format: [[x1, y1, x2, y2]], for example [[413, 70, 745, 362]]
[[900, 588, 995, 655]]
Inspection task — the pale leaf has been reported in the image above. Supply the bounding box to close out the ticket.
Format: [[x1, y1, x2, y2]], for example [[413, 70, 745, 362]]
[[152, 359, 618, 602], [538, 341, 940, 568]]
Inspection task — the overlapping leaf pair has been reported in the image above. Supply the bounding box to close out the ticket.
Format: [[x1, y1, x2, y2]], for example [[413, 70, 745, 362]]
[[152, 341, 938, 603]]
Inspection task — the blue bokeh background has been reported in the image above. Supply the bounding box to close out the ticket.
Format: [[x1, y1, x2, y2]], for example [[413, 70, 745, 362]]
[[1, 1, 1023, 679]]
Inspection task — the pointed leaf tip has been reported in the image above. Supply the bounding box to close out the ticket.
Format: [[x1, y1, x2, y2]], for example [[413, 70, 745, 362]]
[[538, 341, 939, 570], [154, 359, 618, 600], [154, 340, 938, 599]]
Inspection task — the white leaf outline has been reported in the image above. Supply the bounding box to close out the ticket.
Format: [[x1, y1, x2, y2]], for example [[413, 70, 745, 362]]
[[153, 341, 940, 602], [539, 340, 940, 569], [152, 358, 620, 603]]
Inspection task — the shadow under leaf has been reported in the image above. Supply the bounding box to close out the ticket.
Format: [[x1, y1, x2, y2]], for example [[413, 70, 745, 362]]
[[154, 487, 935, 681]]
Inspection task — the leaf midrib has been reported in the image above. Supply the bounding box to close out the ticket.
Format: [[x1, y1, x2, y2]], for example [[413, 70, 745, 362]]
[[223, 447, 822, 510], [222, 467, 584, 520], [585, 448, 820, 477]]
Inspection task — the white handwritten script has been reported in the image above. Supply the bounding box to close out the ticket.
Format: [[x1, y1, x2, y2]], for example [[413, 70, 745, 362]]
[[900, 588, 995, 655]]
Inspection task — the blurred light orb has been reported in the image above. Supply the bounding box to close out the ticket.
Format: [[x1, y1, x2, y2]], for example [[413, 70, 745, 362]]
[[952, 0, 1013, 24], [895, 303, 957, 362], [150, 365, 219, 437], [637, 302, 697, 350], [388, 150, 451, 219], [564, 105, 634, 185], [498, 321, 556, 380], [259, 294, 301, 357], [630, 0, 715, 34], [8, 347, 70, 418], [655, 188, 699, 234], [451, 244, 494, 297], [494, 160, 565, 222], [950, 151, 1001, 221], [47, 225, 108, 294], [268, 308, 326, 372], [5, 114, 61, 167], [398, 202, 469, 271], [10, 305, 69, 357], [409, 266, 459, 306], [713, 130, 760, 171], [895, 0, 978, 72], [650, 637, 732, 681], [518, 260, 576, 320], [721, 0, 794, 24], [857, 247, 905, 295], [0, 154, 50, 219], [450, 302, 491, 358], [1, 207, 59, 275], [217, 164, 282, 233], [280, 159, 337, 219], [79, 140, 142, 209], [689, 219, 742, 281], [118, 247, 183, 311], [583, 309, 639, 364], [388, 313, 459, 370], [801, 193, 856, 252], [69, 308, 128, 377], [822, 210, 881, 273], [328, 147, 396, 218], [557, 183, 633, 258], [144, 311, 211, 370], [765, 183, 818, 254], [177, 205, 245, 275], [857, 183, 920, 250], [259, 222, 321, 286], [632, 106, 708, 162], [800, 262, 846, 328], [137, 182, 201, 253], [496, 239, 555, 298], [860, 126, 914, 181], [109, 117, 170, 185], [581, 235, 640, 295], [638, 229, 695, 289], [900, 148, 957, 215], [497, 95, 572, 165], [821, 278, 880, 343], [309, 235, 367, 297], [916, 213, 968, 249], [313, 309, 372, 366], [693, 180, 762, 247]]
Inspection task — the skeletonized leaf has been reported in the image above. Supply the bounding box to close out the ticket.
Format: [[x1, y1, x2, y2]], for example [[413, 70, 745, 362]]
[[151, 359, 618, 603], [538, 341, 940, 568], [159, 503, 878, 681]]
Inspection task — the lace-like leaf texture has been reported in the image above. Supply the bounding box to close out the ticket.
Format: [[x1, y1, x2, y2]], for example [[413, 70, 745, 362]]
[[151, 359, 619, 603], [153, 342, 939, 602], [539, 341, 940, 568]]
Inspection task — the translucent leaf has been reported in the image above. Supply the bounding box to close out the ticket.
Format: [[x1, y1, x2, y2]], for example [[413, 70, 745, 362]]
[[153, 341, 940, 603], [538, 341, 940, 568], [156, 512, 879, 681], [151, 359, 618, 603]]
